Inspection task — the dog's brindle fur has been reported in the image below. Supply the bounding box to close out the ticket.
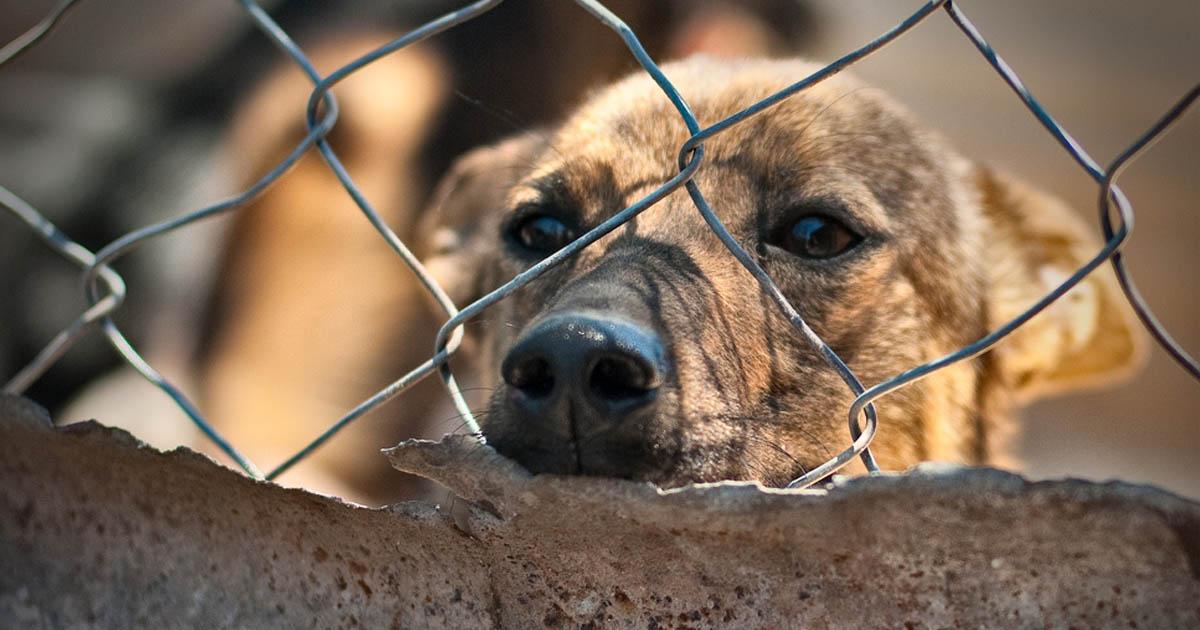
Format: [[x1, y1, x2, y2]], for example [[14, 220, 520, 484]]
[[202, 12, 813, 502], [421, 57, 1141, 488]]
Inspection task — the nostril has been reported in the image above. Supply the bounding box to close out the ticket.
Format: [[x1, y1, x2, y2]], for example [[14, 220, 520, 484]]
[[503, 312, 668, 420], [507, 356, 555, 398], [588, 355, 653, 401]]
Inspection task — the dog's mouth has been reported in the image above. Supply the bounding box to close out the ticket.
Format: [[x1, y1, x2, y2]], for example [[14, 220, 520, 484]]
[[484, 383, 836, 487], [484, 403, 675, 481]]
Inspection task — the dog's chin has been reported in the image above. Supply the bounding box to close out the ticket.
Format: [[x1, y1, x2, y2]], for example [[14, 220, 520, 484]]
[[481, 411, 682, 484], [485, 432, 674, 483], [481, 418, 816, 489], [481, 406, 826, 489]]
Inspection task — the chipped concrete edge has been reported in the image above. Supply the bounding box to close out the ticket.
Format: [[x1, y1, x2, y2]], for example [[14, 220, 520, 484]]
[[4, 394, 1200, 628]]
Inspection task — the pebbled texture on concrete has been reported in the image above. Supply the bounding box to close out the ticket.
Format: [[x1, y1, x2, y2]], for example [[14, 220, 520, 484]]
[[2, 394, 1198, 628]]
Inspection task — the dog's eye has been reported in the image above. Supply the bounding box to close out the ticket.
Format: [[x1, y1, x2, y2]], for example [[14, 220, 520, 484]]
[[510, 214, 576, 255], [782, 215, 861, 259]]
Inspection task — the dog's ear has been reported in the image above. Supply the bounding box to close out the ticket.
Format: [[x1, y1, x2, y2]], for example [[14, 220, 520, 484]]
[[976, 167, 1145, 401], [417, 132, 546, 306]]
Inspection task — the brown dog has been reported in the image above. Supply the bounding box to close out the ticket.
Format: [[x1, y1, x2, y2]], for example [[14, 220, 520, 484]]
[[200, 7, 815, 502], [418, 56, 1143, 488]]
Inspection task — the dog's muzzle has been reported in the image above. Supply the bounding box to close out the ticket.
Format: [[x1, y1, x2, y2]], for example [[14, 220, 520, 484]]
[[497, 311, 669, 473]]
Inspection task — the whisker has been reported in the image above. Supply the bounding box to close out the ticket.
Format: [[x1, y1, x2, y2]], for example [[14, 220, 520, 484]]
[[451, 88, 569, 163], [796, 87, 878, 141]]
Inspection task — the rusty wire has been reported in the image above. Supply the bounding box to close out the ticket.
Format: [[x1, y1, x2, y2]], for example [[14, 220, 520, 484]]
[[2, 0, 1197, 489]]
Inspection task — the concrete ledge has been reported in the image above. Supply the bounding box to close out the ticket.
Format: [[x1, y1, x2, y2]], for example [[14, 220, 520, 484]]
[[2, 394, 1198, 628]]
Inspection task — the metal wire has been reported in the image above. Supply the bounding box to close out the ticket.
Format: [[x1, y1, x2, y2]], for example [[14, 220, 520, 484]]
[[2, 0, 1196, 490], [0, 0, 82, 66]]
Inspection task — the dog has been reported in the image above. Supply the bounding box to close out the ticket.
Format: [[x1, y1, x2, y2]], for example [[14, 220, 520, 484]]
[[415, 56, 1143, 488], [198, 19, 1142, 498], [199, 5, 818, 502]]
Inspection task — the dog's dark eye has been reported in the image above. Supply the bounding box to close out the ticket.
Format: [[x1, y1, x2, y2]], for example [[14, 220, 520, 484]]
[[782, 215, 861, 259], [510, 214, 576, 255]]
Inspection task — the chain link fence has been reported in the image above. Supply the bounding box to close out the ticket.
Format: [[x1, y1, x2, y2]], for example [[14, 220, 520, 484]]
[[2, 0, 1198, 489]]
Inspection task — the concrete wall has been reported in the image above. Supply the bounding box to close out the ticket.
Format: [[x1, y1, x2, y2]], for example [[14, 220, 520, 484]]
[[2, 395, 1198, 628]]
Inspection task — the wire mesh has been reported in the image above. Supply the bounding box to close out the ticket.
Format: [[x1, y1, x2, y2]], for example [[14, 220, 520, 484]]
[[2, 0, 1197, 489]]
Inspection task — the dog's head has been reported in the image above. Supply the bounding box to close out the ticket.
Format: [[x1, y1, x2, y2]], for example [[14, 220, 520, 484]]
[[419, 57, 1142, 487]]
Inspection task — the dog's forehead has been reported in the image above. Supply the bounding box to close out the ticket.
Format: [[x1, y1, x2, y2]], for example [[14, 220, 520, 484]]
[[513, 57, 946, 233]]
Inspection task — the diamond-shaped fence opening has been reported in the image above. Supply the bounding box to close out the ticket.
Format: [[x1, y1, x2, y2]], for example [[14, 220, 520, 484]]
[[1, 0, 1197, 490]]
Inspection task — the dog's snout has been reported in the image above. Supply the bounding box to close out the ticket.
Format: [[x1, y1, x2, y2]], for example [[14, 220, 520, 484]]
[[501, 313, 668, 435], [589, 352, 658, 400]]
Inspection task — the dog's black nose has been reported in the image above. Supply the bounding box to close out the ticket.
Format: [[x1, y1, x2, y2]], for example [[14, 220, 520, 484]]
[[501, 313, 667, 437]]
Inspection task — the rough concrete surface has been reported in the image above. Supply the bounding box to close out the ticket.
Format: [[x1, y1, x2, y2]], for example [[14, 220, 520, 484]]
[[1, 395, 1198, 629]]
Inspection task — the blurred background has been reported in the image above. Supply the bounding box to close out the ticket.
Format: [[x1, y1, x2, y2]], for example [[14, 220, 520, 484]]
[[1, 0, 1196, 501]]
